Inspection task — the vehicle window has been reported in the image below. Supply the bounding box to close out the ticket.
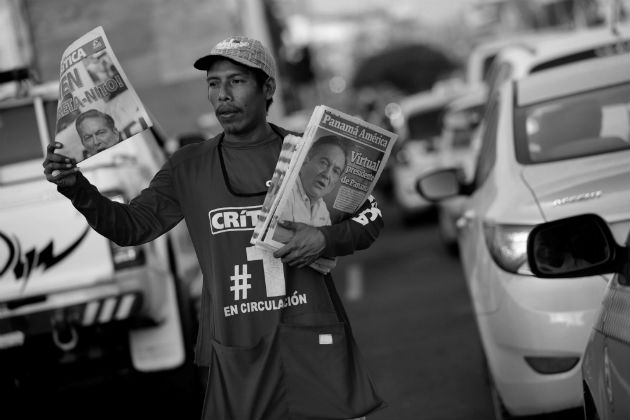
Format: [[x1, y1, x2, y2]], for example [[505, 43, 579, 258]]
[[448, 104, 485, 148], [514, 82, 630, 164], [473, 97, 499, 188], [0, 103, 45, 165], [406, 108, 444, 143], [530, 40, 630, 73]]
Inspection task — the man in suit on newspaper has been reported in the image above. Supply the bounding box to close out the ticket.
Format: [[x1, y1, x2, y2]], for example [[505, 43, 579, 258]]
[[274, 134, 347, 243], [75, 108, 122, 158]]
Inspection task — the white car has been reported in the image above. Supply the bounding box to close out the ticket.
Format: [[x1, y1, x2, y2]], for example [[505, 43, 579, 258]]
[[434, 25, 630, 253], [465, 31, 563, 88], [388, 85, 467, 222], [417, 53, 630, 418], [0, 72, 201, 414], [433, 85, 486, 252], [484, 23, 630, 98]]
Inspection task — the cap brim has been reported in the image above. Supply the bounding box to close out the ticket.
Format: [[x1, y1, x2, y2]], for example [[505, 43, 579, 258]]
[[193, 53, 271, 78], [193, 54, 217, 71], [194, 53, 253, 71]]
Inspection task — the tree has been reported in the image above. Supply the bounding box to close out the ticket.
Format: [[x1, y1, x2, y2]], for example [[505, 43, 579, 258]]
[[352, 43, 460, 95]]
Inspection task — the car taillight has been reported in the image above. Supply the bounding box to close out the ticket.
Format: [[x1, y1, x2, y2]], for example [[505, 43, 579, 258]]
[[104, 191, 146, 270], [483, 222, 533, 275]]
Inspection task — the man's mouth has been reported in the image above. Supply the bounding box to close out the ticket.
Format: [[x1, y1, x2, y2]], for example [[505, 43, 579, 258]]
[[217, 107, 240, 118]]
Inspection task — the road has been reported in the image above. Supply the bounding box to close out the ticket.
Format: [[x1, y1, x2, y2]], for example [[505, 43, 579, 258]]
[[335, 202, 495, 420]]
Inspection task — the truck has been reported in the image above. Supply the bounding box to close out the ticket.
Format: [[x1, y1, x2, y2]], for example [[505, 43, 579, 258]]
[[0, 69, 202, 417]]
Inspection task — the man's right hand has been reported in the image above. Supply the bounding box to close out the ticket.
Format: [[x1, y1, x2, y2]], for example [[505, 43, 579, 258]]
[[43, 142, 79, 188]]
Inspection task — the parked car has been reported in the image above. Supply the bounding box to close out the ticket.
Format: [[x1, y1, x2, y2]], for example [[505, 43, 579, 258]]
[[387, 84, 467, 222], [0, 71, 202, 415], [527, 214, 629, 420], [416, 53, 630, 418], [483, 23, 630, 100], [465, 31, 563, 88], [433, 85, 486, 252]]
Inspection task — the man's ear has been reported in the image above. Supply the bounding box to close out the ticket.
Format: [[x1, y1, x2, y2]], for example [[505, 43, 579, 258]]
[[263, 77, 276, 100]]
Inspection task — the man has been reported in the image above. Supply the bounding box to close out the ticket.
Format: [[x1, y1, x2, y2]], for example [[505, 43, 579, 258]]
[[274, 135, 346, 243], [75, 109, 122, 158], [43, 36, 384, 419]]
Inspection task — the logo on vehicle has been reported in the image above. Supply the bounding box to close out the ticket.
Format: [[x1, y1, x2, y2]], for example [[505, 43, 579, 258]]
[[552, 190, 602, 207], [209, 205, 261, 235], [0, 227, 90, 288]]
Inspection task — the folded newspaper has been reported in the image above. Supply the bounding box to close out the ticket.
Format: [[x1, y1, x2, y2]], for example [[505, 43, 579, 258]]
[[54, 26, 152, 162], [251, 105, 398, 273]]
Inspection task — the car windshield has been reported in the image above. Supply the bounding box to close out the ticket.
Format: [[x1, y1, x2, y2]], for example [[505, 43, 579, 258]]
[[444, 103, 484, 148], [514, 82, 630, 164], [406, 108, 444, 143], [0, 100, 57, 166]]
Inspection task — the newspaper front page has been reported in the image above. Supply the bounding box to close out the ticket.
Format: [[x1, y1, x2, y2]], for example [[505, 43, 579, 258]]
[[252, 105, 398, 273], [54, 26, 152, 162]]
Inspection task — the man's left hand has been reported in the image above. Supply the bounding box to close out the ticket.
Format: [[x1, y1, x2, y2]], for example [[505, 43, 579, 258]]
[[273, 221, 326, 268]]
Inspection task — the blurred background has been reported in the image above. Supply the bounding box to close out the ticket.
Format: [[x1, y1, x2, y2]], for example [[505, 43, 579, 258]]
[[1, 0, 623, 139], [1, 1, 629, 420]]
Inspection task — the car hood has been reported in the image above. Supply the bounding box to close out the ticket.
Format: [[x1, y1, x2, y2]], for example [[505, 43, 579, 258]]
[[522, 151, 630, 227]]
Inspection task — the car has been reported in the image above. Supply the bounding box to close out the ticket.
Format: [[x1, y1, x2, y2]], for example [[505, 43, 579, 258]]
[[465, 31, 563, 88], [483, 23, 630, 99], [416, 53, 630, 418], [527, 214, 630, 420], [433, 85, 487, 252], [387, 83, 467, 222], [0, 70, 202, 415]]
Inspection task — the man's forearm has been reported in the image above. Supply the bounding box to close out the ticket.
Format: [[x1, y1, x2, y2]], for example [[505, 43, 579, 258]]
[[57, 172, 178, 246], [319, 195, 383, 257]]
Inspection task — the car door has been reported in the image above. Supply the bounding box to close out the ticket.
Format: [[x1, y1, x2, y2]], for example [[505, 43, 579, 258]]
[[456, 92, 501, 315]]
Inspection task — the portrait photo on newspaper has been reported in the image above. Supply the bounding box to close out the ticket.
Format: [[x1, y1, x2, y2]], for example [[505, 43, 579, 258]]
[[54, 26, 152, 163]]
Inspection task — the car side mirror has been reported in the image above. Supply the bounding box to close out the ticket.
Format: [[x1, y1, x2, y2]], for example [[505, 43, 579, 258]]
[[527, 214, 625, 278], [415, 168, 463, 202]]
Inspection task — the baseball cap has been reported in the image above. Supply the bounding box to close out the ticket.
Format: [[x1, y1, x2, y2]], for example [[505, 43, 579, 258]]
[[194, 36, 277, 80]]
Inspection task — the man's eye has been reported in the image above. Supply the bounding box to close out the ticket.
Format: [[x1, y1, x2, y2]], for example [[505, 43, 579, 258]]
[[231, 79, 244, 84], [207, 81, 218, 88]]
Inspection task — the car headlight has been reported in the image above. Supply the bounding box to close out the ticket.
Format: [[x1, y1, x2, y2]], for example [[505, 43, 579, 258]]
[[483, 222, 533, 275]]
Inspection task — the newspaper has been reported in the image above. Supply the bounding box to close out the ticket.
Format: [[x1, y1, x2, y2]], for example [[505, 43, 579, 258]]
[[54, 26, 152, 162], [251, 105, 398, 273]]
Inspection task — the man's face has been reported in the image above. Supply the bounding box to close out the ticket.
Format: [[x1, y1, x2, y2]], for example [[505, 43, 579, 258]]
[[77, 117, 120, 155], [206, 59, 272, 136], [300, 143, 346, 201]]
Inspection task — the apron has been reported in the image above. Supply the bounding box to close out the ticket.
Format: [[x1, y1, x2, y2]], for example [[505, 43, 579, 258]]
[[179, 131, 384, 419]]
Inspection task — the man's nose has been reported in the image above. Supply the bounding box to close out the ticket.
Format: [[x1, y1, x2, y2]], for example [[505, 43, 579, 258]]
[[218, 82, 231, 101]]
